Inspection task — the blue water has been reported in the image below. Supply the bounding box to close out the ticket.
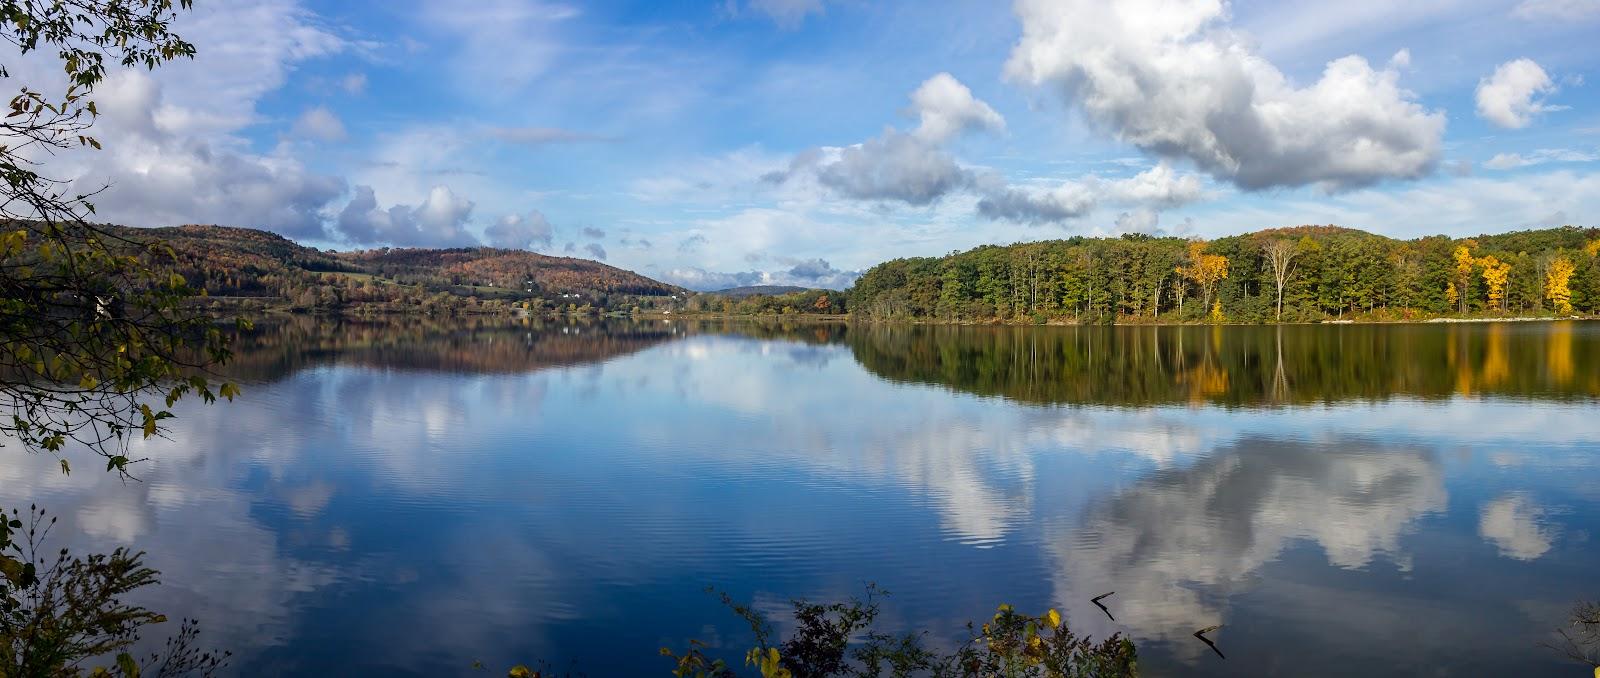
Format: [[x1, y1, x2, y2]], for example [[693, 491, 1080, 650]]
[[2, 320, 1597, 675]]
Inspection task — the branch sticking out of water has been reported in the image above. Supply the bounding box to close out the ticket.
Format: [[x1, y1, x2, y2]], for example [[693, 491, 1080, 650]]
[[1091, 592, 1116, 621], [1193, 625, 1225, 660]]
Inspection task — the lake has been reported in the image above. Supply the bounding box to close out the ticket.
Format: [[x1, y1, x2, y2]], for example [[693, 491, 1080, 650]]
[[3, 317, 1598, 675]]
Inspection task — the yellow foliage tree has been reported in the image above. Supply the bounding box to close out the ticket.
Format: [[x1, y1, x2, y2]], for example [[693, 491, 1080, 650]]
[[1176, 241, 1229, 314], [1479, 255, 1511, 312], [1446, 282, 1459, 311], [1587, 239, 1600, 258], [1546, 256, 1576, 314]]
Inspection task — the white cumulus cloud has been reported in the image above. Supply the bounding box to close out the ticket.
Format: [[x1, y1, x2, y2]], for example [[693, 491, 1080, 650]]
[[770, 74, 1004, 207], [813, 132, 973, 205], [910, 72, 1006, 143], [1476, 58, 1565, 129], [1004, 0, 1444, 191], [1114, 208, 1161, 233], [659, 267, 769, 291], [1101, 163, 1206, 206], [336, 185, 479, 247], [68, 72, 345, 239], [977, 163, 1206, 225], [485, 211, 555, 249], [977, 181, 1097, 224]]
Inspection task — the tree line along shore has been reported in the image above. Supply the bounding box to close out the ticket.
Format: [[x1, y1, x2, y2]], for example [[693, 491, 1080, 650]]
[[678, 225, 1600, 325], [113, 222, 1600, 325]]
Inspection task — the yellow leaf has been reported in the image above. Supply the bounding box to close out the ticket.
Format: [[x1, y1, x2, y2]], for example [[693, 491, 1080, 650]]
[[1045, 608, 1061, 628], [115, 652, 140, 678]]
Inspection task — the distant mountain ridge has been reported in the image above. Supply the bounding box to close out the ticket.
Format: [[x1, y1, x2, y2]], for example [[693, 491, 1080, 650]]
[[707, 285, 810, 297]]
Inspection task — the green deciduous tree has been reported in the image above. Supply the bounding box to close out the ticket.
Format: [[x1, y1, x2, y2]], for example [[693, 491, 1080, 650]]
[[0, 0, 245, 475]]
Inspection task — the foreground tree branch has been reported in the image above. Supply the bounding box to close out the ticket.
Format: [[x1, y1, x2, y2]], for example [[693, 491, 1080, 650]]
[[0, 0, 243, 475]]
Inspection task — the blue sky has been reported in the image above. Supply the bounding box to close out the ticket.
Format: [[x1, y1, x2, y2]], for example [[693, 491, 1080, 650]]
[[18, 0, 1600, 289]]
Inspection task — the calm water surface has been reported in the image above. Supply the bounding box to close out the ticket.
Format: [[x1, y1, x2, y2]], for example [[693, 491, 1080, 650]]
[[3, 318, 1598, 676]]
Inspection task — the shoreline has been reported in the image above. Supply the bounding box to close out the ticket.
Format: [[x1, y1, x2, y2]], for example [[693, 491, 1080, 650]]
[[649, 312, 1597, 327], [203, 303, 1597, 327], [1420, 316, 1586, 323]]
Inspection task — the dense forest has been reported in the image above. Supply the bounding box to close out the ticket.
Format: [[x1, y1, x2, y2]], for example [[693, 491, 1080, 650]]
[[846, 225, 1600, 323], [131, 224, 683, 315]]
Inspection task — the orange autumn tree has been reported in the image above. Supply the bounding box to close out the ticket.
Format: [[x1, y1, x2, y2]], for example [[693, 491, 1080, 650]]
[[1177, 241, 1229, 316], [1546, 256, 1576, 314]]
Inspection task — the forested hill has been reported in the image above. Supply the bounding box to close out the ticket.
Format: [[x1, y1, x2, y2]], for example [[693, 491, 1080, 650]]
[[709, 285, 809, 297], [848, 225, 1600, 323], [119, 224, 683, 312]]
